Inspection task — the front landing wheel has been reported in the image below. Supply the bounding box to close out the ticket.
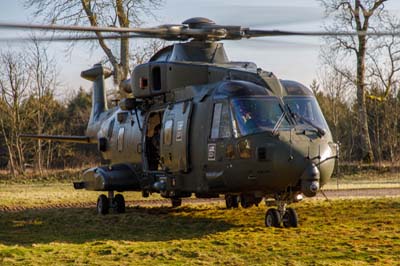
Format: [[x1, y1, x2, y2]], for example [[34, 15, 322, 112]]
[[97, 194, 109, 215], [282, 208, 298, 228], [265, 208, 281, 227]]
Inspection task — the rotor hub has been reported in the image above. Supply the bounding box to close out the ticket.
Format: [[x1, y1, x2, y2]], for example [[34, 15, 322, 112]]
[[182, 17, 216, 29]]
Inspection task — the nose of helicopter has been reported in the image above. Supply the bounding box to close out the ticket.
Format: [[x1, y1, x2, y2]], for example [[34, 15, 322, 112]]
[[268, 132, 337, 197], [299, 163, 320, 197], [294, 139, 337, 196]]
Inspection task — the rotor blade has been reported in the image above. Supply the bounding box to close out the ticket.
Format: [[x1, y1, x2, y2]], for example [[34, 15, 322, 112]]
[[244, 29, 400, 38], [0, 22, 177, 34], [2, 21, 400, 41], [230, 38, 321, 48], [0, 34, 157, 42]]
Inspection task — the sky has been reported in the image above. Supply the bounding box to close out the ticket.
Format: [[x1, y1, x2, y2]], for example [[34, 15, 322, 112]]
[[1, 0, 400, 98]]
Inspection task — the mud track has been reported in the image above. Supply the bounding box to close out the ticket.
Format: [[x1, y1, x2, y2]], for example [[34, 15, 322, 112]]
[[0, 188, 399, 213]]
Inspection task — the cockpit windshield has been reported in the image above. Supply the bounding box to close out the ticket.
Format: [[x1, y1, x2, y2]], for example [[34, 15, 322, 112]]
[[231, 97, 290, 137], [284, 96, 329, 131]]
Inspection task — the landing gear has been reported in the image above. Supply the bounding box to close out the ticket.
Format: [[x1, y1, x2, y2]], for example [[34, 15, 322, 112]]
[[240, 194, 254, 208], [282, 208, 298, 228], [97, 194, 109, 215], [96, 191, 126, 215], [171, 197, 182, 208], [265, 208, 280, 227], [264, 196, 299, 228], [225, 194, 239, 209]]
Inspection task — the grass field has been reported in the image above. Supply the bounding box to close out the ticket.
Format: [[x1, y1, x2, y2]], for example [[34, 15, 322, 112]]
[[0, 183, 399, 265]]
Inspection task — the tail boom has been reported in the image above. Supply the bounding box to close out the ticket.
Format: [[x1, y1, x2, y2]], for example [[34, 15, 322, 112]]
[[19, 134, 91, 144]]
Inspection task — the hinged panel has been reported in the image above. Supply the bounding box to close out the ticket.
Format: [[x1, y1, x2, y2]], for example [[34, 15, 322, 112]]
[[160, 101, 193, 172]]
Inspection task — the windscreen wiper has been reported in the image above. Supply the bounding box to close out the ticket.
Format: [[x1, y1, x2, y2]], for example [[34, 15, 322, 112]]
[[272, 112, 286, 135], [286, 105, 326, 137]]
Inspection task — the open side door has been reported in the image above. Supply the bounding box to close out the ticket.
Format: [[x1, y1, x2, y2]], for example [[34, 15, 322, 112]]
[[160, 101, 193, 172]]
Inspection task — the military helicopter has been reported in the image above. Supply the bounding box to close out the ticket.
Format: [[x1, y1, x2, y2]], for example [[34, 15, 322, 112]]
[[3, 16, 383, 228]]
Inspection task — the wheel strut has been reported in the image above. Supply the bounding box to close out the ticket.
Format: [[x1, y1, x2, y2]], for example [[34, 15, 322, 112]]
[[264, 198, 299, 228], [96, 191, 126, 215]]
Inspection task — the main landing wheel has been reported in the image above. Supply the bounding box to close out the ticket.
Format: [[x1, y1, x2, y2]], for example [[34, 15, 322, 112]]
[[225, 195, 239, 209], [240, 195, 254, 209], [97, 194, 109, 215], [265, 208, 281, 227], [171, 197, 182, 208], [113, 194, 126, 213], [282, 208, 298, 228]]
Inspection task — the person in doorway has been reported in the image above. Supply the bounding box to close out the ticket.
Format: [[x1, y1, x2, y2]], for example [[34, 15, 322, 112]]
[[152, 124, 161, 154], [149, 124, 161, 170]]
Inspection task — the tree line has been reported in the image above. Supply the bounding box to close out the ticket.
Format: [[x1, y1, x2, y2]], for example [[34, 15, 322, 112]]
[[317, 0, 400, 163], [0, 43, 98, 177], [312, 77, 400, 163]]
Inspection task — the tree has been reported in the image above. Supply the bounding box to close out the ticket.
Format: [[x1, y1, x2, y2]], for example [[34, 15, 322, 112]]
[[25, 0, 162, 90], [367, 15, 400, 102], [320, 0, 388, 162], [0, 51, 30, 176], [27, 40, 59, 173], [312, 76, 357, 161]]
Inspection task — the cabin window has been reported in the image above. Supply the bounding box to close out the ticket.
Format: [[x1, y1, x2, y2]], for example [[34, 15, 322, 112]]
[[140, 77, 148, 89], [226, 144, 235, 159], [238, 139, 251, 159], [108, 119, 115, 139], [152, 66, 161, 91], [117, 127, 125, 152], [163, 119, 173, 145], [117, 112, 128, 123], [210, 102, 232, 139]]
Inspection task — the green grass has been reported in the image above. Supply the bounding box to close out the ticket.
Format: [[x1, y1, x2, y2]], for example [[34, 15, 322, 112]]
[[0, 183, 155, 208], [0, 169, 84, 185], [324, 172, 400, 189], [0, 183, 399, 265]]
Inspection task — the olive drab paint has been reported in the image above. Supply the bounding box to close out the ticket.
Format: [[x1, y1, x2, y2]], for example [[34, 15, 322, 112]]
[[20, 18, 339, 227]]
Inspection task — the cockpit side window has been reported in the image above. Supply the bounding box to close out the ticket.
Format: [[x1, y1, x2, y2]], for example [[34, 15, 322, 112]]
[[210, 102, 232, 139]]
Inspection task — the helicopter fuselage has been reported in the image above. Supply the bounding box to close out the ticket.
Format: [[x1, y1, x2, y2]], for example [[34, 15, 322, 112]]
[[78, 41, 337, 203]]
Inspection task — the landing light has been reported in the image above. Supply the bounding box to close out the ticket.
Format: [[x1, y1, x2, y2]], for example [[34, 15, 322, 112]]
[[294, 193, 303, 202]]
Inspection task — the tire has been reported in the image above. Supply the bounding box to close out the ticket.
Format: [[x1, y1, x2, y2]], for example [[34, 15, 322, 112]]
[[265, 208, 281, 227], [283, 208, 298, 228], [114, 194, 125, 213], [97, 194, 109, 215], [225, 195, 238, 209], [240, 195, 254, 209], [171, 197, 182, 208], [225, 195, 233, 209], [231, 195, 239, 208]]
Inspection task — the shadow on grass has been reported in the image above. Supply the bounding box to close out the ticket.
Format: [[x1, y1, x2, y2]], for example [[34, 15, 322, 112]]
[[0, 206, 235, 245]]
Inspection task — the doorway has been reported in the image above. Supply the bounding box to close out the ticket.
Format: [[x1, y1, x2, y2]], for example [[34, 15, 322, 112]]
[[145, 110, 164, 171]]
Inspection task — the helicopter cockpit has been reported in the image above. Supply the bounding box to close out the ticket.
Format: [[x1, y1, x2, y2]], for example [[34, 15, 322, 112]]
[[231, 97, 290, 137], [212, 79, 329, 138]]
